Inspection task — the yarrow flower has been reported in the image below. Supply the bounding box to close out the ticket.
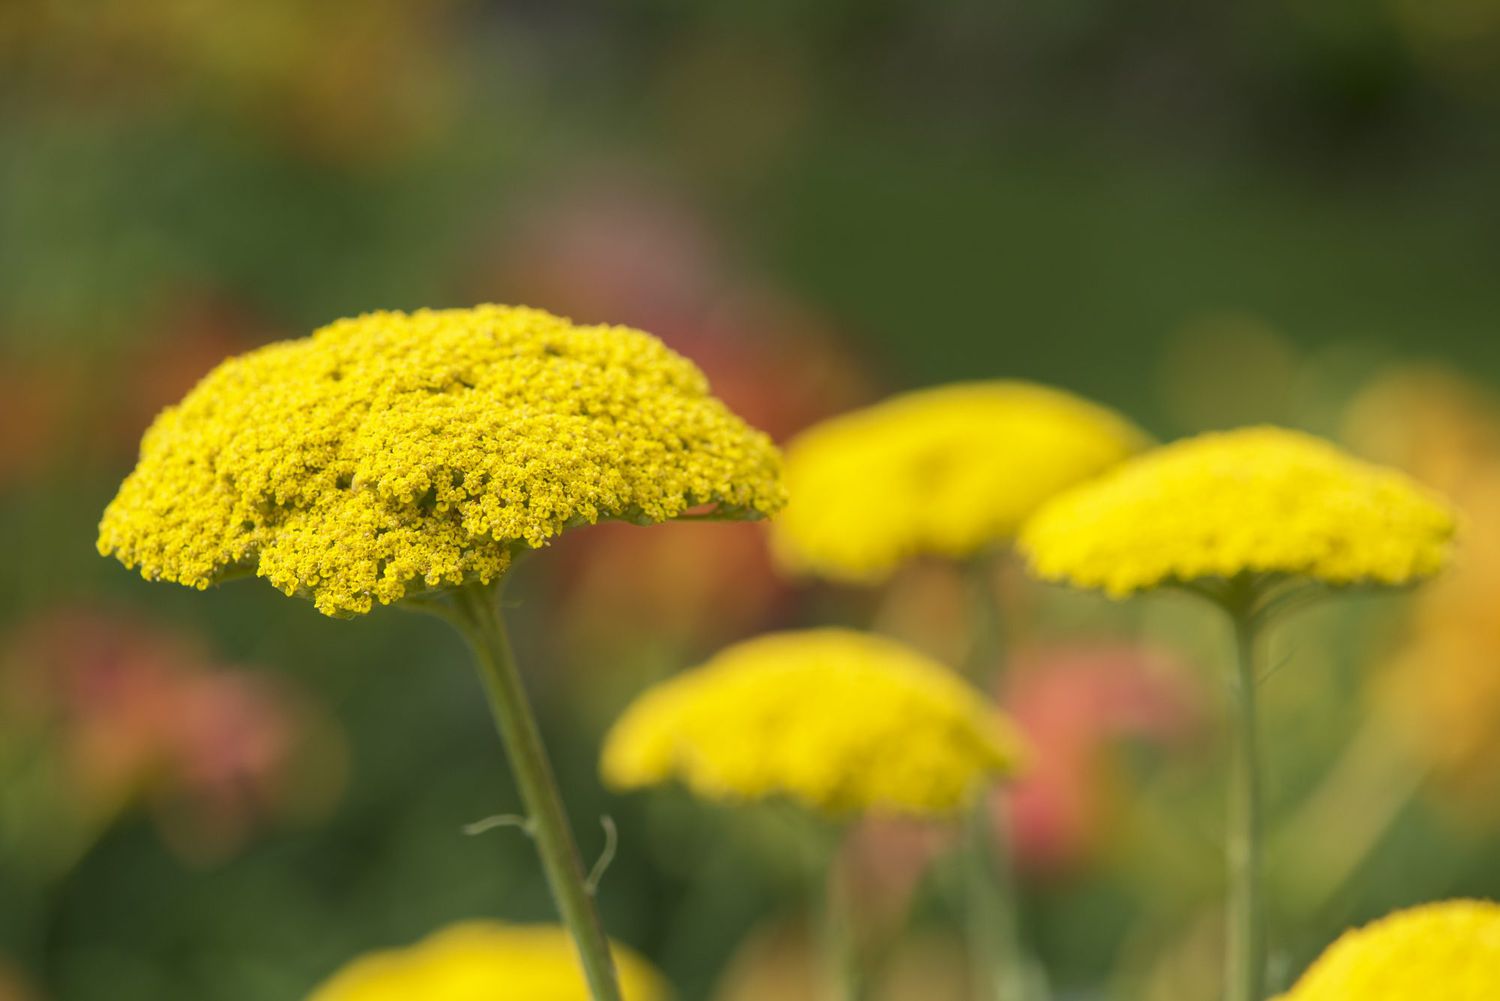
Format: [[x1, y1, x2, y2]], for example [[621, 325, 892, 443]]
[[98, 304, 785, 1001], [307, 922, 669, 1001], [772, 381, 1147, 582], [601, 629, 1024, 817], [1279, 900, 1500, 1001], [98, 305, 785, 617], [1020, 426, 1457, 1001], [1019, 426, 1456, 599]]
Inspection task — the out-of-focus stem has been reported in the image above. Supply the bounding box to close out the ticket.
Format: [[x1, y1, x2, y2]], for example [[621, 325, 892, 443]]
[[453, 580, 623, 1001], [967, 795, 1031, 1001], [967, 555, 1006, 681], [1225, 609, 1265, 1001], [824, 842, 869, 1001], [965, 555, 1039, 1001]]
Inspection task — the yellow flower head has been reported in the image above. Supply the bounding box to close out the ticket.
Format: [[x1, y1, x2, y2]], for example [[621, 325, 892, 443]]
[[1019, 426, 1455, 599], [601, 628, 1024, 817], [307, 922, 669, 1001], [771, 381, 1148, 582], [1279, 900, 1500, 1001], [98, 305, 785, 617]]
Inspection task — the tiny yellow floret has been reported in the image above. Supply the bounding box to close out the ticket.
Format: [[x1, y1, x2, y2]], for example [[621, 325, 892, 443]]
[[1279, 899, 1500, 1001], [1019, 426, 1455, 598], [98, 305, 785, 617], [601, 628, 1024, 817], [772, 381, 1147, 582], [307, 921, 669, 1001]]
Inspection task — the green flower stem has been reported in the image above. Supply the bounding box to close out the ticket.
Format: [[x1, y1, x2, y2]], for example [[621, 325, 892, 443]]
[[452, 580, 623, 1001], [965, 555, 1039, 1001], [823, 843, 869, 1001], [1225, 607, 1266, 1001], [967, 795, 1031, 1001], [966, 555, 1007, 681]]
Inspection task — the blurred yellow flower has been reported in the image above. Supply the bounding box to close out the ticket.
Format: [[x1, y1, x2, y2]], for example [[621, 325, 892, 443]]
[[772, 381, 1146, 582], [98, 305, 784, 617], [1376, 633, 1500, 800], [1279, 900, 1500, 1001], [307, 922, 669, 1001], [601, 629, 1024, 817], [1019, 426, 1455, 598]]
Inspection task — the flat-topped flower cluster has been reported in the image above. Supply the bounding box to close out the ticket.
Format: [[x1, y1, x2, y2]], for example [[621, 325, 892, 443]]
[[98, 305, 785, 617], [1021, 426, 1455, 598], [602, 628, 1023, 817], [773, 381, 1147, 581]]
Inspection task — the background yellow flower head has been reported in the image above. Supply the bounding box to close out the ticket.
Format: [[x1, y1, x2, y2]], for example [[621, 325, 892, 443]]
[[307, 922, 669, 1001], [771, 381, 1147, 582], [601, 628, 1024, 817], [1278, 900, 1500, 1001], [1019, 426, 1455, 599], [98, 305, 785, 617]]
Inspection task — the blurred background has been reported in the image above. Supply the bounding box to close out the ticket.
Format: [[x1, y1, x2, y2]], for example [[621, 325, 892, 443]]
[[3, 2, 1500, 999]]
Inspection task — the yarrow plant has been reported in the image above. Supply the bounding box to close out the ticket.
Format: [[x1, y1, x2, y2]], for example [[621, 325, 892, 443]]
[[1277, 899, 1500, 1001], [771, 380, 1143, 1000], [602, 628, 1023, 998], [98, 305, 785, 1001], [772, 381, 1148, 582], [1019, 426, 1456, 1001], [308, 922, 669, 1001]]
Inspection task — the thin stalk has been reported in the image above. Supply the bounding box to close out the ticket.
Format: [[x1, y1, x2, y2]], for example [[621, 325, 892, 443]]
[[966, 555, 1006, 681], [824, 844, 868, 1001], [964, 555, 1035, 1001], [452, 580, 623, 1001], [967, 796, 1030, 1001], [1225, 609, 1265, 1001]]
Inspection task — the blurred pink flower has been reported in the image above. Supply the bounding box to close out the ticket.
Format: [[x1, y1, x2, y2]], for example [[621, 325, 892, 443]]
[[0, 608, 339, 864], [1001, 644, 1206, 878], [479, 175, 721, 339]]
